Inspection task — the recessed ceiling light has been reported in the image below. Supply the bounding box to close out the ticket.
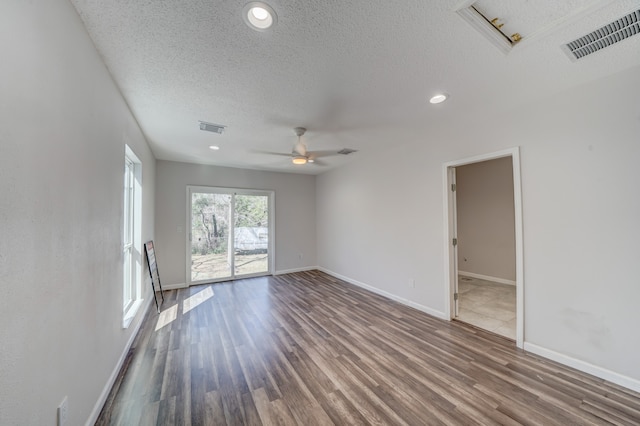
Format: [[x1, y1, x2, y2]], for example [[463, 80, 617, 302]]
[[243, 2, 277, 31], [251, 7, 269, 20], [430, 93, 448, 104], [209, 145, 220, 150]]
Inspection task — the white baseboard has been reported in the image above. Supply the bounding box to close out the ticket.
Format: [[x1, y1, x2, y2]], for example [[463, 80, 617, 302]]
[[86, 297, 153, 426], [162, 282, 187, 290], [275, 266, 318, 275], [524, 342, 640, 393], [318, 267, 447, 320], [459, 270, 516, 286]]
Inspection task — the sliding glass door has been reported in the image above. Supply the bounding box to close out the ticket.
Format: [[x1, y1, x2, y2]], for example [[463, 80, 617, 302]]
[[188, 187, 273, 285]]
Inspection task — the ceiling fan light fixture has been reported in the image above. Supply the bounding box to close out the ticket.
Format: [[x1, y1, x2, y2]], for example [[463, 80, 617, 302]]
[[292, 155, 307, 165], [243, 2, 277, 31]]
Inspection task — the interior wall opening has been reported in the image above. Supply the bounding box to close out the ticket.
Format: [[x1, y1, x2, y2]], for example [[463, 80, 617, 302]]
[[444, 147, 524, 347], [455, 157, 516, 339]]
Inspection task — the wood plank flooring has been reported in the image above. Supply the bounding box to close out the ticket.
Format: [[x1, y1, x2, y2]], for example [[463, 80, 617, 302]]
[[96, 270, 640, 425]]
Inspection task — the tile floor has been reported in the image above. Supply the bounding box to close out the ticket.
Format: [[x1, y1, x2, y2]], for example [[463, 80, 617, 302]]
[[456, 275, 516, 339]]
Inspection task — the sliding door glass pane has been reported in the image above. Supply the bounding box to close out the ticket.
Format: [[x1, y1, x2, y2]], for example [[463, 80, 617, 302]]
[[234, 194, 269, 276], [190, 192, 232, 282]]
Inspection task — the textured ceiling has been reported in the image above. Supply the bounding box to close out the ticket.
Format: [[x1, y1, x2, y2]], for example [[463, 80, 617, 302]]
[[70, 0, 640, 175]]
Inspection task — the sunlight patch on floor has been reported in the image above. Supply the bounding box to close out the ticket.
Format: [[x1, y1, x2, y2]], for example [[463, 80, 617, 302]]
[[155, 304, 178, 331], [183, 286, 214, 314]]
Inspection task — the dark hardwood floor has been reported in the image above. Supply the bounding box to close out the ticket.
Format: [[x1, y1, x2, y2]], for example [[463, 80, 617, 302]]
[[96, 270, 640, 425]]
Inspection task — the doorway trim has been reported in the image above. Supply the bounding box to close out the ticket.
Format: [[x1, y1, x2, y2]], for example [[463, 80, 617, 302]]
[[443, 147, 524, 348]]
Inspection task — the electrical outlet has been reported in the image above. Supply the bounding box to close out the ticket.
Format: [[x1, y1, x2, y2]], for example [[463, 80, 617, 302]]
[[58, 396, 68, 426], [410, 278, 415, 288], [298, 253, 303, 260]]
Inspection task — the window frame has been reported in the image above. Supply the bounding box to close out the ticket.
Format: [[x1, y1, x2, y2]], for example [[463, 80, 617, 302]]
[[123, 145, 143, 328]]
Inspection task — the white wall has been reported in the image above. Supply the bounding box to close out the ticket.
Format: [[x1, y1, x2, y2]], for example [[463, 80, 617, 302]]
[[0, 1, 156, 424], [456, 157, 516, 282], [317, 65, 640, 389], [155, 160, 317, 285]]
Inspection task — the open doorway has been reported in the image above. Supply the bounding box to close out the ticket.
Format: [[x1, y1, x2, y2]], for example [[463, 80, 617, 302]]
[[444, 148, 524, 347], [456, 157, 516, 339]]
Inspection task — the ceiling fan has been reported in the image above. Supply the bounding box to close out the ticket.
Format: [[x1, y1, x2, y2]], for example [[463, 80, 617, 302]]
[[261, 127, 340, 166], [291, 127, 311, 165]]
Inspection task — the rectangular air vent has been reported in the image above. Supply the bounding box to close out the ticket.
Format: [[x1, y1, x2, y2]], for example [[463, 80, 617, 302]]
[[199, 121, 226, 134], [337, 148, 357, 155], [563, 9, 640, 60]]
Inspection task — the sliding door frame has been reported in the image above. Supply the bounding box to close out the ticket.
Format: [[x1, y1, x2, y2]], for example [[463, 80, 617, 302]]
[[186, 185, 275, 286]]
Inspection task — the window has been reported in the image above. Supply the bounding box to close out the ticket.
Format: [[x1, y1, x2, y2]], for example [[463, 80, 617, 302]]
[[123, 146, 143, 327]]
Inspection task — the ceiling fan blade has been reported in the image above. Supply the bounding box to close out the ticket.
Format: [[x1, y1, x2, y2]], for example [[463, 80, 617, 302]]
[[308, 150, 340, 159], [310, 158, 328, 166], [251, 149, 292, 158]]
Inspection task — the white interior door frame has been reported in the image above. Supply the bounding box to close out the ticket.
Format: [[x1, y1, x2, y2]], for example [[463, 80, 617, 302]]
[[443, 147, 524, 348], [450, 167, 460, 318]]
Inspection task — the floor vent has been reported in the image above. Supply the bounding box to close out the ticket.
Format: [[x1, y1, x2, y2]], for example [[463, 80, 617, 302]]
[[563, 9, 640, 60]]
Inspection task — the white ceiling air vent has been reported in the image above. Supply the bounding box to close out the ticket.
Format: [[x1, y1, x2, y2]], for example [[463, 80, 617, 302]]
[[199, 121, 226, 134], [563, 9, 640, 61], [337, 148, 357, 155]]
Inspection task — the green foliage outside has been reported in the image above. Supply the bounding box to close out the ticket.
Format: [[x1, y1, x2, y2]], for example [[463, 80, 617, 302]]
[[235, 195, 268, 227], [191, 193, 267, 255]]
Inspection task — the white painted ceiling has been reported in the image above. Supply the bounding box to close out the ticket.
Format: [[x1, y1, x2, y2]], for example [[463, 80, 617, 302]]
[[70, 0, 640, 175]]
